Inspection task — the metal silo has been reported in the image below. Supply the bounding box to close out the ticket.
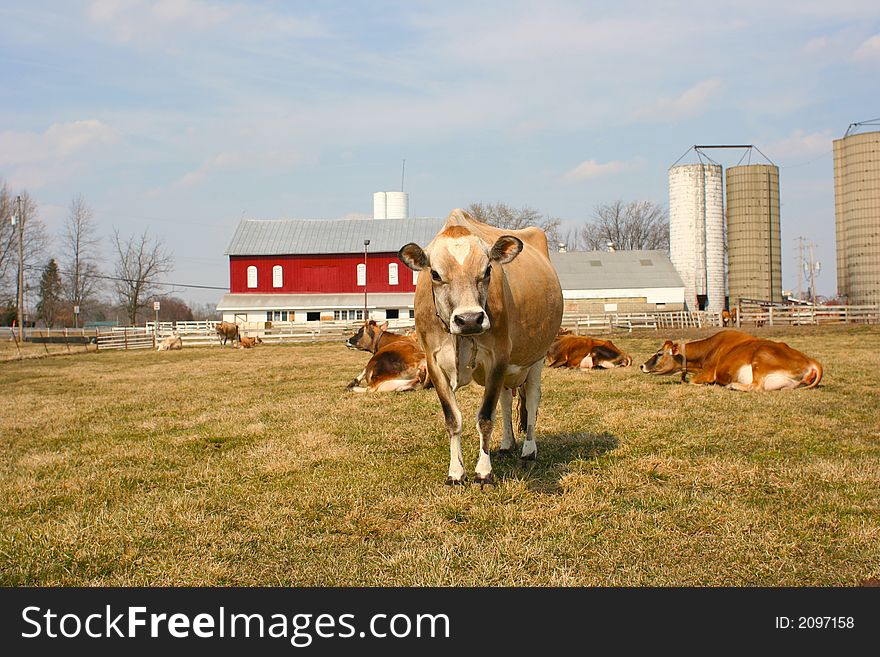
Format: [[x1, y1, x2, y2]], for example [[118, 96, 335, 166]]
[[834, 129, 880, 305], [725, 164, 782, 305], [372, 191, 409, 219], [668, 163, 725, 312]]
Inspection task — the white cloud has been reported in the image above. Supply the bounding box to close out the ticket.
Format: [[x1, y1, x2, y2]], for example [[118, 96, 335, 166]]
[[763, 129, 833, 160], [803, 36, 827, 54], [853, 33, 880, 61], [86, 0, 327, 47], [633, 78, 724, 122], [562, 157, 645, 183], [172, 151, 239, 189], [0, 120, 120, 188]]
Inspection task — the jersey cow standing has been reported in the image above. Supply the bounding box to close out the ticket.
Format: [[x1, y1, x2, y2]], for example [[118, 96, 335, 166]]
[[399, 209, 563, 485], [640, 329, 823, 391], [345, 320, 430, 393]]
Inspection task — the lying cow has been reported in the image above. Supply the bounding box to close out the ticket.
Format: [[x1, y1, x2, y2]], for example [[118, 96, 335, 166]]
[[238, 335, 262, 349], [156, 334, 182, 351], [399, 208, 563, 485], [546, 335, 632, 369], [639, 329, 823, 391], [215, 321, 240, 346], [345, 320, 431, 392]]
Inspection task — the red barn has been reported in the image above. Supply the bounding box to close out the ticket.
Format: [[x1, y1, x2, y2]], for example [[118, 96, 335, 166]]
[[217, 217, 445, 325]]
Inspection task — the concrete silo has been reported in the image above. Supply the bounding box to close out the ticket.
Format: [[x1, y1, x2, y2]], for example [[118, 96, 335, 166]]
[[725, 164, 782, 305], [834, 129, 880, 305], [668, 163, 726, 312], [373, 191, 409, 219]]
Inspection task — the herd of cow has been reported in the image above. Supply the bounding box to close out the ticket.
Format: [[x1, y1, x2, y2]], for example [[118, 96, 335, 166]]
[[343, 209, 824, 485]]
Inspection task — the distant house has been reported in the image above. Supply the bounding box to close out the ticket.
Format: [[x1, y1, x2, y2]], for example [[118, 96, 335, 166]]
[[550, 250, 685, 314], [216, 217, 445, 325]]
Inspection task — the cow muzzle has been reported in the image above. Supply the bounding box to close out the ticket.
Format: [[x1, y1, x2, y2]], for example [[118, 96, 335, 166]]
[[450, 310, 488, 335]]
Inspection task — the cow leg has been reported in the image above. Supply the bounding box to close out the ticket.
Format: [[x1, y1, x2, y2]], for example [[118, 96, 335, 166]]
[[498, 388, 517, 453], [429, 362, 465, 485], [474, 371, 505, 485], [520, 362, 544, 460], [578, 354, 594, 369]]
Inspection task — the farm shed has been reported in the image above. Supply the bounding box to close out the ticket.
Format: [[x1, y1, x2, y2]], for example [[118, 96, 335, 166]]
[[550, 250, 685, 314]]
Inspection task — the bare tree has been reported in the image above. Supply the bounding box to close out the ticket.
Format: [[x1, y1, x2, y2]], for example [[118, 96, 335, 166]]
[[61, 195, 103, 322], [111, 228, 174, 326], [0, 185, 49, 322], [580, 200, 669, 251], [467, 201, 562, 247]]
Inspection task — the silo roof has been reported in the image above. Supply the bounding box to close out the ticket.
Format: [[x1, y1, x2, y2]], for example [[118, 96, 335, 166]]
[[550, 250, 685, 290], [225, 217, 447, 256]]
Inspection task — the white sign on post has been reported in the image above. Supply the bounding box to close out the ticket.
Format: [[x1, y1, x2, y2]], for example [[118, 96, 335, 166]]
[[153, 301, 161, 311]]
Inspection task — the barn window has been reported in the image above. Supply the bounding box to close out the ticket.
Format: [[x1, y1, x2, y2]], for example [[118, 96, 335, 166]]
[[357, 263, 366, 286], [247, 266, 258, 288], [388, 263, 399, 285], [386, 309, 399, 319], [272, 265, 283, 287]]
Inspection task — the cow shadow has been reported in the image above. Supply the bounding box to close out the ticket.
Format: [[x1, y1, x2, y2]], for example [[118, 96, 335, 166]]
[[491, 431, 619, 495]]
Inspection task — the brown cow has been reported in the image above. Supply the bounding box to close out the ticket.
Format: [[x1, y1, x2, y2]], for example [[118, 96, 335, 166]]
[[640, 329, 823, 391], [546, 335, 632, 369], [345, 320, 431, 392], [399, 209, 563, 485], [215, 321, 240, 346], [238, 335, 263, 348]]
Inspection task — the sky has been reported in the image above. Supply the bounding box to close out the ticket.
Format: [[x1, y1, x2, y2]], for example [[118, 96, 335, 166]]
[[1, 0, 879, 306]]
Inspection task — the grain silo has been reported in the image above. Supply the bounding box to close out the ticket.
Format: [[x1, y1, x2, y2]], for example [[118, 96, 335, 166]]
[[725, 164, 782, 305], [372, 191, 409, 219], [668, 163, 725, 312], [833, 128, 880, 305]]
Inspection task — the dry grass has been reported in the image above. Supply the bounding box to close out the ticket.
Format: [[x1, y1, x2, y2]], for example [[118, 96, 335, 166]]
[[1, 325, 878, 586]]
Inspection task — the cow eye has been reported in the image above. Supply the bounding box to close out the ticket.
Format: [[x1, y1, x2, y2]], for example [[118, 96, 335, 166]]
[[431, 270, 442, 283]]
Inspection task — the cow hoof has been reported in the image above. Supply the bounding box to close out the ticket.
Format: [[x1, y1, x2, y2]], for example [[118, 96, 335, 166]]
[[445, 475, 468, 486], [520, 452, 536, 462], [474, 473, 494, 488], [498, 442, 518, 455]]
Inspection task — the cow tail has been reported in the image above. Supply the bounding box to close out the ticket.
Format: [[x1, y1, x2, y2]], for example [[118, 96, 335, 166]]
[[517, 386, 528, 435], [804, 361, 823, 388]]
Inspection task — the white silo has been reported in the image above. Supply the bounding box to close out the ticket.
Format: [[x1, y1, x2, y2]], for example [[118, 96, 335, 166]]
[[372, 191, 409, 219], [668, 163, 726, 312]]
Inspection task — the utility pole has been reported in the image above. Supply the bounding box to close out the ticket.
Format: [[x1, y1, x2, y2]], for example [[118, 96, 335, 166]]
[[796, 237, 804, 303], [808, 241, 816, 306], [13, 195, 24, 336]]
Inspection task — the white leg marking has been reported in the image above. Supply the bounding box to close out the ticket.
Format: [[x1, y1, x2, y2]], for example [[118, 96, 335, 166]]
[[578, 355, 594, 369]]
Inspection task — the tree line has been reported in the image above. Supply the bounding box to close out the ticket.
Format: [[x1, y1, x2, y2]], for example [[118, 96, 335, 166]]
[[0, 179, 194, 328], [466, 200, 669, 252]]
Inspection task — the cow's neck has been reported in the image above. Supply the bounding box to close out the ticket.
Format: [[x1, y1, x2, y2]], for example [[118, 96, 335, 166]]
[[681, 336, 718, 368], [372, 329, 397, 352]]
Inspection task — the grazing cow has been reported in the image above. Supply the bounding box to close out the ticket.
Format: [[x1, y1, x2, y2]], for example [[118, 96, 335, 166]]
[[238, 335, 262, 349], [345, 321, 431, 392], [156, 334, 182, 351], [215, 321, 240, 346], [721, 309, 732, 327], [399, 209, 563, 485], [639, 329, 823, 391], [546, 335, 632, 369]]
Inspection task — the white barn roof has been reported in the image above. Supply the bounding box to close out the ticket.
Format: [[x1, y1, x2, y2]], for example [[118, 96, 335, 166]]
[[225, 217, 447, 256]]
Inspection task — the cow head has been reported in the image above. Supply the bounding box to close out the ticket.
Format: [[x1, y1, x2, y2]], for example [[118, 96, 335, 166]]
[[640, 340, 685, 374], [345, 320, 389, 352], [399, 224, 523, 336]]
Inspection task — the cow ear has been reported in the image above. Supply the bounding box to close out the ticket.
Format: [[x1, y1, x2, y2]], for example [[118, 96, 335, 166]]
[[489, 236, 523, 264], [379, 321, 388, 331], [399, 243, 428, 271], [670, 342, 680, 355]]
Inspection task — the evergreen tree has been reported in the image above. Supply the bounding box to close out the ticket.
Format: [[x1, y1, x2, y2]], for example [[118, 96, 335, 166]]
[[37, 259, 63, 328]]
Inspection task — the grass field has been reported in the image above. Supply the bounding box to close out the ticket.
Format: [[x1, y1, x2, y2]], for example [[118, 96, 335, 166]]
[[2, 325, 878, 586]]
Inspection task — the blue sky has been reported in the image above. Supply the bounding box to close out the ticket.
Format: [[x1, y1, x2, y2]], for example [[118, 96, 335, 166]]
[[1, 0, 879, 305]]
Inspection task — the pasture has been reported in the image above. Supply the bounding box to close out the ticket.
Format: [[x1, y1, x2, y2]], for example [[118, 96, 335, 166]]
[[2, 325, 878, 586]]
